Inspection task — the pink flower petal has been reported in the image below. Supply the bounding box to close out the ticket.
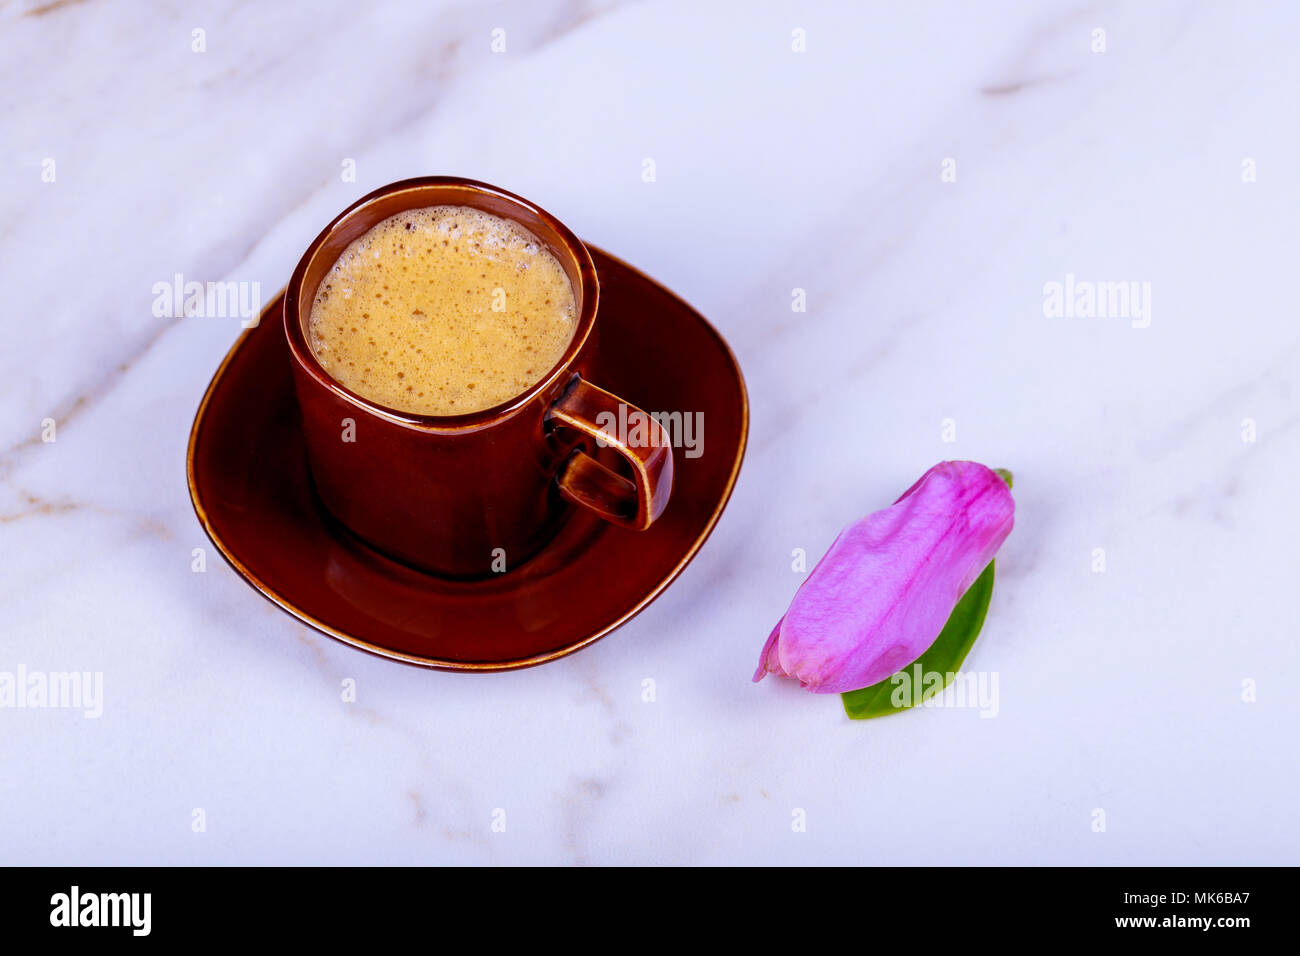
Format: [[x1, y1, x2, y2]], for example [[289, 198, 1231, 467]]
[[755, 461, 1014, 694], [752, 617, 786, 681]]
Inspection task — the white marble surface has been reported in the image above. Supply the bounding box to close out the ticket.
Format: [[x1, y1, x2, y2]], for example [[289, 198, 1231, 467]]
[[2, 0, 1297, 865]]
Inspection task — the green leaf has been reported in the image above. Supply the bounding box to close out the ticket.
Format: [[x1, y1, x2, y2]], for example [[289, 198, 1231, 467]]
[[840, 561, 996, 720]]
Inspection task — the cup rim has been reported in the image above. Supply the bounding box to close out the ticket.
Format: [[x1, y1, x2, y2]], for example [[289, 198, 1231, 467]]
[[283, 176, 599, 431]]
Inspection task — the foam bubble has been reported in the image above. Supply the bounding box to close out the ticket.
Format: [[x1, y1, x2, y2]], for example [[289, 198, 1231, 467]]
[[308, 205, 577, 415]]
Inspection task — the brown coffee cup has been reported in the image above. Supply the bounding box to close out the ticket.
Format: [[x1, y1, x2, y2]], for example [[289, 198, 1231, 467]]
[[283, 177, 673, 578]]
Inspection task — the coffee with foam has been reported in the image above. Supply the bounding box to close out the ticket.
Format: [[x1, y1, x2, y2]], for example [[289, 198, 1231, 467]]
[[307, 206, 577, 416]]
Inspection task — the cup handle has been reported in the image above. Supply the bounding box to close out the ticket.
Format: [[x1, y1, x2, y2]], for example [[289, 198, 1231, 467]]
[[547, 375, 674, 530]]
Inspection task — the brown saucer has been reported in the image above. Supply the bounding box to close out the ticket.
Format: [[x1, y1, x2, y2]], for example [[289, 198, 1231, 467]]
[[186, 245, 748, 670]]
